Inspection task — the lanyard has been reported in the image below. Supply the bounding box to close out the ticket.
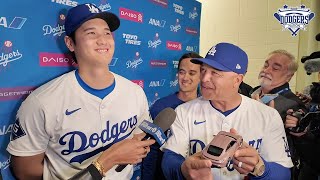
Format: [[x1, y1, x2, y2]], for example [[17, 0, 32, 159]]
[[274, 87, 290, 95]]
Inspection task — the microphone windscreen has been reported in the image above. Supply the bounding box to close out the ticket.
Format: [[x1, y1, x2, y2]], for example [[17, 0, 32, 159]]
[[304, 58, 320, 73], [152, 107, 176, 131]]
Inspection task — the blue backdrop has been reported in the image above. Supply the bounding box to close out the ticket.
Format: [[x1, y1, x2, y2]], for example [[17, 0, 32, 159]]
[[0, 0, 201, 179]]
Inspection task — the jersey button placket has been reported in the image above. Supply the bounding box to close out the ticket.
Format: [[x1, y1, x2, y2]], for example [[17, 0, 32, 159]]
[[100, 104, 106, 147]]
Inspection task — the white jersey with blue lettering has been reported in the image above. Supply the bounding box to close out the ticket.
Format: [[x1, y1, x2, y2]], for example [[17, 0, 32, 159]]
[[7, 70, 150, 180], [162, 95, 293, 180]]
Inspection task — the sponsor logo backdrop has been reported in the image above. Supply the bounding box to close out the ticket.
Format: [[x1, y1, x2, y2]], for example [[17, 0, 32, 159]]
[[0, 0, 201, 179]]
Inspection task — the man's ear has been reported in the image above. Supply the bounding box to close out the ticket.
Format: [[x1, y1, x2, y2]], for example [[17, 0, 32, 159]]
[[234, 74, 244, 88], [64, 36, 75, 52], [286, 72, 294, 82]]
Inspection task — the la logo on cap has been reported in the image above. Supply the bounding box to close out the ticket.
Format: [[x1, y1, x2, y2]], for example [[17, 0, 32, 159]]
[[236, 64, 241, 69], [85, 3, 100, 13], [207, 46, 216, 56]]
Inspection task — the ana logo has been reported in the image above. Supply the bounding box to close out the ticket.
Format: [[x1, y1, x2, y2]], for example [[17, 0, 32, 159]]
[[123, 33, 141, 46], [0, 87, 34, 101], [150, 0, 168, 7], [149, 18, 166, 28], [39, 52, 76, 67], [43, 13, 66, 37], [149, 79, 166, 87], [0, 41, 23, 68], [170, 19, 181, 32], [119, 7, 143, 23], [172, 60, 179, 68], [166, 41, 182, 51], [186, 27, 198, 35], [0, 123, 13, 136], [207, 46, 216, 56], [98, 0, 111, 11], [236, 64, 241, 69], [0, 16, 27, 29], [274, 5, 315, 36], [126, 52, 143, 69], [186, 45, 198, 52], [109, 57, 118, 66], [173, 3, 184, 15], [51, 0, 77, 7], [131, 80, 144, 88], [189, 7, 198, 20], [148, 33, 162, 49], [150, 60, 167, 67]]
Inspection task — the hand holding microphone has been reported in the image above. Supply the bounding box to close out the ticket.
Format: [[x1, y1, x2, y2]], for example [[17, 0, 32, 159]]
[[115, 107, 177, 172]]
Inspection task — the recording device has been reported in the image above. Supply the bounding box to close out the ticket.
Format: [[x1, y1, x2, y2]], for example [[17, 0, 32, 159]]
[[115, 107, 176, 172], [301, 33, 320, 75], [260, 94, 278, 104], [273, 95, 300, 120]]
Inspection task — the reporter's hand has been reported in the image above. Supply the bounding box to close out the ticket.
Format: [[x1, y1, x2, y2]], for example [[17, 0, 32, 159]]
[[181, 152, 213, 180], [230, 129, 260, 175], [295, 92, 312, 104], [97, 133, 155, 172], [285, 109, 307, 137]]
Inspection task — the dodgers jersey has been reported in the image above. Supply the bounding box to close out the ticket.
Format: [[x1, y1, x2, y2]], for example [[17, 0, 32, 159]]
[[7, 70, 150, 180], [162, 95, 293, 180]]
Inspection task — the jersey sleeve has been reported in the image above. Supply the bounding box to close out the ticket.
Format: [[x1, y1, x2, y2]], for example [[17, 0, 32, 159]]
[[260, 109, 293, 168], [161, 105, 190, 158], [7, 94, 50, 156]]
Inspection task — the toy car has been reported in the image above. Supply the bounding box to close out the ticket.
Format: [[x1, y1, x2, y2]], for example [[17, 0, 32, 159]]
[[202, 131, 243, 168]]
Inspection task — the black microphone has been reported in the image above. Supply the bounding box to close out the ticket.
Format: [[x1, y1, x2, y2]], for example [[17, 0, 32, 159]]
[[115, 107, 176, 172]]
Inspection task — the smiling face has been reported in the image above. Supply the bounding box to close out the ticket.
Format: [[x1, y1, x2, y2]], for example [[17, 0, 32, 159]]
[[178, 58, 201, 93], [258, 53, 293, 90], [64, 18, 115, 68], [200, 64, 242, 101]]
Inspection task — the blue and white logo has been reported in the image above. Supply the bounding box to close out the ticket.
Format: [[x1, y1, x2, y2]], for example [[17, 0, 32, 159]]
[[274, 5, 315, 36]]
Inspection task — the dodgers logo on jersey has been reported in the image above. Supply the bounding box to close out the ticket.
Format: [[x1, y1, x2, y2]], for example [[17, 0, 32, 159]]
[[59, 116, 138, 164], [274, 5, 315, 36]]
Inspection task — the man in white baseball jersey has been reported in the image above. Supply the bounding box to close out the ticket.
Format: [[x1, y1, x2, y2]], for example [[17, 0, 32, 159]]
[[161, 42, 293, 180], [7, 3, 155, 180]]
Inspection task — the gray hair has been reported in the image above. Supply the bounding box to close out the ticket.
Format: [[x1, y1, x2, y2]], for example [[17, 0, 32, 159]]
[[269, 49, 298, 75]]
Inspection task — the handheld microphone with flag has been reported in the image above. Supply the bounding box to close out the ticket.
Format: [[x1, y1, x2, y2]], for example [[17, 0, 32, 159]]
[[115, 107, 176, 172]]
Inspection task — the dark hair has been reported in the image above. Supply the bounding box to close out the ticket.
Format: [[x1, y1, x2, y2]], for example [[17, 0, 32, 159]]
[[178, 52, 202, 69], [68, 31, 78, 64]]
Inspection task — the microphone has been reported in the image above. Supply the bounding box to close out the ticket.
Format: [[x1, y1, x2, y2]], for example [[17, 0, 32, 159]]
[[304, 57, 320, 75], [115, 107, 176, 172]]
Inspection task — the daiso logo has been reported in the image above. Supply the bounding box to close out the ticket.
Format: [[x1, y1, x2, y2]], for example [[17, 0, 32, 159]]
[[39, 52, 76, 67], [166, 41, 182, 51], [119, 7, 143, 23]]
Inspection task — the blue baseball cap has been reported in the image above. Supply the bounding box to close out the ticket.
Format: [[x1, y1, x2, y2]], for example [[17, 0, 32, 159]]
[[65, 3, 120, 36], [191, 43, 248, 74]]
